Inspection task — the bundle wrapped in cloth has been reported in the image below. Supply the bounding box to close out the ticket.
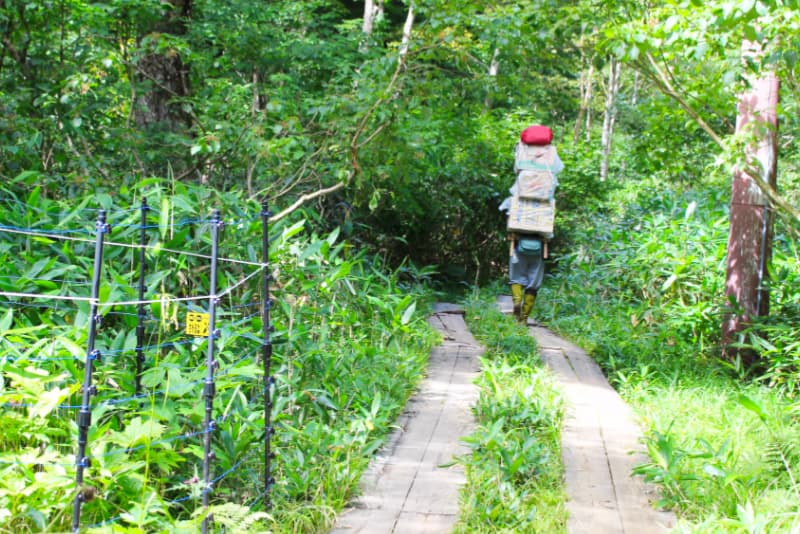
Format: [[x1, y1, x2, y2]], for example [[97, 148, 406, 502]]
[[507, 196, 556, 235], [506, 126, 561, 237]]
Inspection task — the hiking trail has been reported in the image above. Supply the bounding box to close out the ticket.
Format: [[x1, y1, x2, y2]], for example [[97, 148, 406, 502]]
[[331, 300, 675, 533], [331, 303, 482, 533]]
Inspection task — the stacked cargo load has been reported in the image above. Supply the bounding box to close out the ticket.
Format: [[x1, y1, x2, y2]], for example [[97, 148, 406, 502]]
[[507, 127, 558, 237]]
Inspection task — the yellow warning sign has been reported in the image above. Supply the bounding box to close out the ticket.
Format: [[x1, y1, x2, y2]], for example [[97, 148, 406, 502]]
[[186, 312, 210, 337]]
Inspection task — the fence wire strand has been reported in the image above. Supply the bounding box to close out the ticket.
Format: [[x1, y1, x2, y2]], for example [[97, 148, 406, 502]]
[[0, 202, 276, 530]]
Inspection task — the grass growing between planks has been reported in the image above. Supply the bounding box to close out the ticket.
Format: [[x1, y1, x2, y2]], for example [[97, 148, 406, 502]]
[[537, 178, 800, 532], [454, 286, 566, 534]]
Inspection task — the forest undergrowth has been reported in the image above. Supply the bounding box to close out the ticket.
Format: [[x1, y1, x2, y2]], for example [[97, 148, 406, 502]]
[[537, 175, 800, 532], [0, 179, 439, 533], [457, 289, 566, 534]]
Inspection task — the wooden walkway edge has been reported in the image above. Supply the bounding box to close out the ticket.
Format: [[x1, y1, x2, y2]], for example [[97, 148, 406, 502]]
[[332, 298, 675, 533], [497, 295, 675, 533], [330, 304, 481, 533]]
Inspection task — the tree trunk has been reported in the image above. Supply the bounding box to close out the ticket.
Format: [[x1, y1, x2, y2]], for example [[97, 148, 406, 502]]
[[722, 41, 780, 363], [361, 0, 384, 51], [484, 47, 499, 109], [600, 57, 621, 181], [134, 53, 190, 128], [399, 2, 414, 62], [584, 63, 594, 141], [363, 0, 376, 35], [133, 0, 192, 130], [573, 57, 594, 143], [246, 70, 260, 197], [362, 0, 384, 35]]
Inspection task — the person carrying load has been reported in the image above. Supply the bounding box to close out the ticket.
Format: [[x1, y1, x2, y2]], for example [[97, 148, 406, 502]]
[[499, 125, 563, 323]]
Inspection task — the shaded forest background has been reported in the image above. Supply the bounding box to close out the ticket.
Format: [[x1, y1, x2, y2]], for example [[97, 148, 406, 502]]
[[3, 0, 800, 357], [3, 0, 798, 282], [6, 0, 796, 281]]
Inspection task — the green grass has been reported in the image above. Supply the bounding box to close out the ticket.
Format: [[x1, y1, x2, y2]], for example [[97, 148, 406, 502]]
[[534, 177, 800, 532], [455, 285, 566, 533]]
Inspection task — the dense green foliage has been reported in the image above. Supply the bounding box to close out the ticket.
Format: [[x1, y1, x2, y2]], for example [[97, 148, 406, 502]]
[[2, 0, 800, 531], [0, 181, 437, 532], [0, 0, 594, 281], [537, 174, 800, 531]]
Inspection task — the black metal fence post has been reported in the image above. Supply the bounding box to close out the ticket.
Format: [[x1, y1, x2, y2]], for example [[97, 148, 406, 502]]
[[72, 210, 110, 533], [261, 200, 275, 509], [202, 210, 223, 534], [134, 198, 149, 397]]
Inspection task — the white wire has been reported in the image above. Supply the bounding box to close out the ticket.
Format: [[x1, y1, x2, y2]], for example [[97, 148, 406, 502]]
[[0, 225, 266, 267], [218, 265, 267, 298], [1, 224, 269, 308], [103, 265, 266, 308], [0, 291, 95, 302], [96, 294, 209, 308], [106, 240, 265, 267], [0, 225, 96, 244]]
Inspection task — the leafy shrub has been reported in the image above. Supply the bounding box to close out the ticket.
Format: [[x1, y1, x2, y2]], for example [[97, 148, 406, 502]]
[[537, 173, 800, 531], [0, 179, 437, 532]]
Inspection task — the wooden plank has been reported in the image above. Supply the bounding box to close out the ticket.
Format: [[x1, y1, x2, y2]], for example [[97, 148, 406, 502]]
[[333, 308, 481, 533], [499, 296, 676, 533]]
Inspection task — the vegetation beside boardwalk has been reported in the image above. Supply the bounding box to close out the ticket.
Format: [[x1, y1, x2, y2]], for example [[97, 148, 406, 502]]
[[0, 184, 439, 533], [538, 175, 800, 532], [2, 0, 800, 531], [457, 288, 566, 534]]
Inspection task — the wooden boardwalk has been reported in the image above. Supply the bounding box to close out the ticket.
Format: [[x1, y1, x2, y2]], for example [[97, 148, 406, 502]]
[[330, 304, 481, 533], [497, 295, 675, 533], [332, 299, 674, 533]]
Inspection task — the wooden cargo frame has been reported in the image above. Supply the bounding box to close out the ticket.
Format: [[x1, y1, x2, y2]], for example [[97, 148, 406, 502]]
[[507, 196, 555, 235]]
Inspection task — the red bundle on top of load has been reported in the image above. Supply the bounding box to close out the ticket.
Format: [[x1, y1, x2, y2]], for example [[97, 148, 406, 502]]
[[520, 125, 553, 145]]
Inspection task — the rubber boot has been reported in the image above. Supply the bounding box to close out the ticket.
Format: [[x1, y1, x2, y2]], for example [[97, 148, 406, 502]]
[[520, 292, 536, 324], [510, 284, 524, 320]]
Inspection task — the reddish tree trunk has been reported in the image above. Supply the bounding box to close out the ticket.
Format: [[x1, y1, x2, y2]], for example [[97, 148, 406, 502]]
[[722, 49, 779, 362]]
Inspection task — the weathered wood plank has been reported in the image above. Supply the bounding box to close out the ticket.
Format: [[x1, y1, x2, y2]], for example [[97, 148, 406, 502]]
[[331, 307, 482, 533], [501, 296, 675, 533]]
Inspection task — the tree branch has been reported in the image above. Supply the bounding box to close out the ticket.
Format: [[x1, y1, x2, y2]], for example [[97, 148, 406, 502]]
[[645, 52, 725, 147], [269, 180, 347, 223], [356, 121, 389, 150], [637, 52, 800, 234], [742, 160, 800, 236], [265, 17, 416, 222]]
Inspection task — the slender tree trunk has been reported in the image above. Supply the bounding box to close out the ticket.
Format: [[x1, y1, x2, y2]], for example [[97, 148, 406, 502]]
[[584, 63, 594, 141], [573, 56, 594, 143], [484, 47, 500, 109], [574, 67, 586, 142], [361, 0, 375, 51], [246, 70, 259, 197], [362, 0, 384, 35], [722, 41, 780, 363], [363, 0, 376, 35], [600, 57, 621, 181], [399, 2, 414, 62]]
